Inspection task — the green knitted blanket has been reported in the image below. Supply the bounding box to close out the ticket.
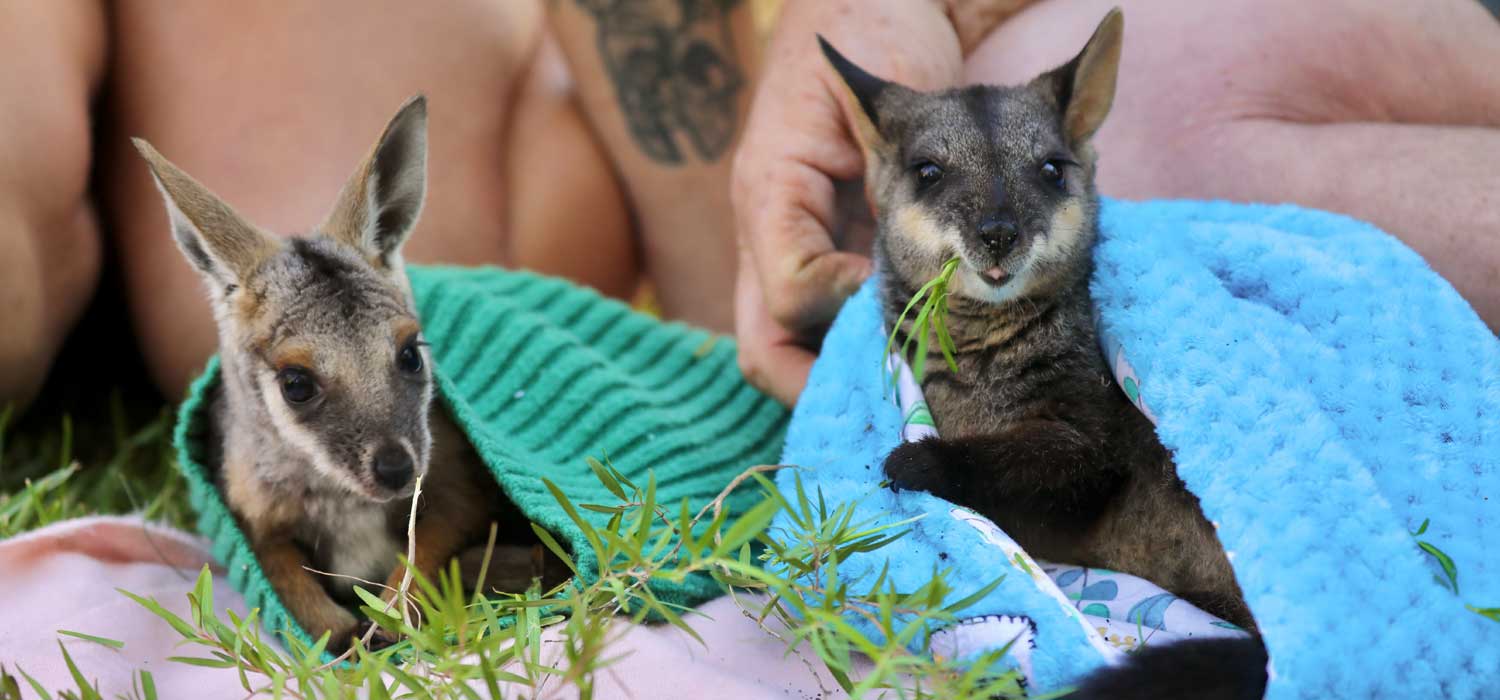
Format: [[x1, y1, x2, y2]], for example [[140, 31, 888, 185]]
[[174, 266, 788, 647]]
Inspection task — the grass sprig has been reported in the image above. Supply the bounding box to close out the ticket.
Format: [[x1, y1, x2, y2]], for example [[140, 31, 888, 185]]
[[1411, 518, 1461, 594], [0, 402, 189, 538], [884, 257, 962, 391], [5, 402, 1025, 698], [9, 460, 1026, 699]]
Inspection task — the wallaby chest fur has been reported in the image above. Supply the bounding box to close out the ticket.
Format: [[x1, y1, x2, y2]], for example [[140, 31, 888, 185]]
[[880, 271, 1248, 625], [300, 491, 403, 598]]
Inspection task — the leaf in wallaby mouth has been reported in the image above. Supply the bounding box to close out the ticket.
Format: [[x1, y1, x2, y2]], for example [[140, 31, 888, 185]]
[[884, 256, 962, 393]]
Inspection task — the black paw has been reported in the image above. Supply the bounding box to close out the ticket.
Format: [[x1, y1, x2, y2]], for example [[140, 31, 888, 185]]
[[350, 619, 400, 652], [883, 439, 954, 495]]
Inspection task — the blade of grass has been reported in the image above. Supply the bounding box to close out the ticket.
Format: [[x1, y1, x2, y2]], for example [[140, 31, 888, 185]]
[[1417, 541, 1459, 593], [55, 631, 124, 650], [1468, 605, 1499, 623], [56, 641, 102, 700]]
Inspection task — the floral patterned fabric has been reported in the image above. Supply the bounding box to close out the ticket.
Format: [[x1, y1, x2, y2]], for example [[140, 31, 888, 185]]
[[889, 351, 1248, 657]]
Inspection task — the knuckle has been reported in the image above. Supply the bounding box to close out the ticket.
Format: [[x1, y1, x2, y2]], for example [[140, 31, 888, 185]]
[[736, 348, 768, 387], [764, 292, 805, 328]]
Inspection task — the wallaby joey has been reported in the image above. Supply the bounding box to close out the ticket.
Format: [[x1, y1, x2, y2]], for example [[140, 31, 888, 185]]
[[135, 97, 566, 652], [822, 10, 1268, 699]]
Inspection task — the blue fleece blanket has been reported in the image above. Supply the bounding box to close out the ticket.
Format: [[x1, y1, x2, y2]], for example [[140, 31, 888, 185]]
[[777, 198, 1499, 698]]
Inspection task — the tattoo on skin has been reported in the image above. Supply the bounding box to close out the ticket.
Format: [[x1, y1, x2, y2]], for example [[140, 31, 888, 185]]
[[573, 0, 745, 164]]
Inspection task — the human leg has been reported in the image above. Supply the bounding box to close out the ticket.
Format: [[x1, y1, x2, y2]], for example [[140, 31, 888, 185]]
[[0, 2, 106, 408]]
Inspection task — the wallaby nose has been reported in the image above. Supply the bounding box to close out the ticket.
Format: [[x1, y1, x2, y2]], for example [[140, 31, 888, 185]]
[[372, 444, 414, 491], [978, 213, 1019, 255]]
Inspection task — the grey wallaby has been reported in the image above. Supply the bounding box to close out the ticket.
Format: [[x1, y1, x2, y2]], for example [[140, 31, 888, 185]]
[[135, 96, 565, 653], [822, 9, 1268, 699]]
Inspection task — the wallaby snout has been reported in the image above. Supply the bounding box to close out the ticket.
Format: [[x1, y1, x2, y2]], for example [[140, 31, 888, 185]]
[[977, 211, 1019, 257], [371, 442, 416, 492]]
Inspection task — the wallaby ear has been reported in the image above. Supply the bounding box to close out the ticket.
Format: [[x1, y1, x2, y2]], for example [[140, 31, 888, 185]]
[[819, 36, 898, 154], [132, 138, 279, 289], [1034, 8, 1124, 147], [322, 95, 428, 269]]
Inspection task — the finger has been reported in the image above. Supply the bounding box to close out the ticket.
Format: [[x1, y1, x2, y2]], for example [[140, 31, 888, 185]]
[[751, 337, 815, 407], [734, 252, 817, 406], [739, 163, 872, 330], [736, 318, 815, 407], [773, 249, 872, 331]]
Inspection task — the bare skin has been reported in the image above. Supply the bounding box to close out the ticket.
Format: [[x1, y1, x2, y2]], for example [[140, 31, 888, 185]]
[[734, 0, 1500, 405], [548, 0, 761, 331], [1, 0, 755, 406], [100, 0, 638, 397], [505, 32, 641, 303], [965, 0, 1500, 327], [0, 2, 105, 407], [731, 0, 964, 404]]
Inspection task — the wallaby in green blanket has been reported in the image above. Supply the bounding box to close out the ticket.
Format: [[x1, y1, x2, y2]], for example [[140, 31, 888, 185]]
[[134, 96, 566, 653]]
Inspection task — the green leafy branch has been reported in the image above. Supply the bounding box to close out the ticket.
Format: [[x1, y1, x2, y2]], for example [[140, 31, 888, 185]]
[[11, 460, 1028, 699]]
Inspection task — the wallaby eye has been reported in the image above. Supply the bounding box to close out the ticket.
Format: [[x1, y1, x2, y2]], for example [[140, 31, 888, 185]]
[[397, 342, 424, 374], [277, 368, 319, 405], [1040, 160, 1067, 190], [913, 162, 944, 191]]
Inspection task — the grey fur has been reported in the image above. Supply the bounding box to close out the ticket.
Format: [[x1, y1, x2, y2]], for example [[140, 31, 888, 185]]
[[137, 97, 564, 651], [221, 236, 433, 502], [137, 102, 436, 586]]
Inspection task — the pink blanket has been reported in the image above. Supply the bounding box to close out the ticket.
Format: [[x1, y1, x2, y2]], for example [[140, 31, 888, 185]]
[[0, 516, 861, 698]]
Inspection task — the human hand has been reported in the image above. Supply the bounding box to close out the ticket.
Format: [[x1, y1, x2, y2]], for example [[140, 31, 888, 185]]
[[730, 0, 962, 406]]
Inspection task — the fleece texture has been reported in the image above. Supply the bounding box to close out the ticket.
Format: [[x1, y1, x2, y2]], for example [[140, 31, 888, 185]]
[[176, 266, 788, 649], [779, 199, 1499, 698]]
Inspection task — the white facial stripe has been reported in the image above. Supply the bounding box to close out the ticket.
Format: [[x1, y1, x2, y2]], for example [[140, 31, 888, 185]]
[[257, 372, 367, 496], [894, 204, 960, 258], [1038, 200, 1086, 264], [418, 358, 434, 460], [397, 435, 427, 479]]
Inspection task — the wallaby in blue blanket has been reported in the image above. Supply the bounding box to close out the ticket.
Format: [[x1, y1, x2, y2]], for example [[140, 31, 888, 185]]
[[821, 9, 1266, 699]]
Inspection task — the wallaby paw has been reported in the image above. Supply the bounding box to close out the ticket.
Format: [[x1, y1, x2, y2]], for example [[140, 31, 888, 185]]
[[462, 543, 568, 595], [883, 439, 953, 496], [350, 619, 401, 652]]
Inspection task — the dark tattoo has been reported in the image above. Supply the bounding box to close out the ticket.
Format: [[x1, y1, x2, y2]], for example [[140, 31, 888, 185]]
[[573, 0, 745, 164]]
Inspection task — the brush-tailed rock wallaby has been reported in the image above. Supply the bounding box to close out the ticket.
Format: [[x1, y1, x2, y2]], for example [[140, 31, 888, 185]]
[[136, 97, 565, 652]]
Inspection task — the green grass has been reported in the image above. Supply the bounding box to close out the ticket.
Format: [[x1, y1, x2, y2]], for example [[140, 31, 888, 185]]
[[1, 388, 187, 700], [0, 397, 191, 539], [884, 257, 962, 390], [0, 402, 1037, 699]]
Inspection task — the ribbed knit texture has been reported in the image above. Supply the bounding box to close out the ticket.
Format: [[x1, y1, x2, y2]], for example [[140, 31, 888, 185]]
[[175, 265, 788, 649]]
